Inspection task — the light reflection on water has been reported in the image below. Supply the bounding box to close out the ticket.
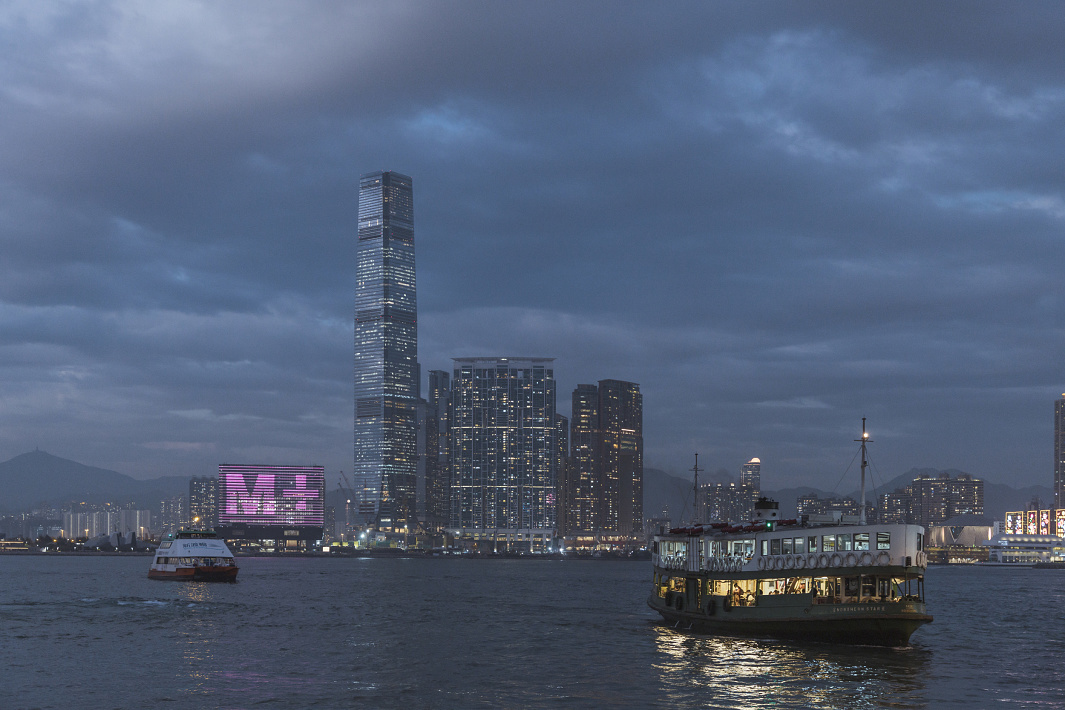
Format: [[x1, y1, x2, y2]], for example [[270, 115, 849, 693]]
[[652, 625, 931, 709]]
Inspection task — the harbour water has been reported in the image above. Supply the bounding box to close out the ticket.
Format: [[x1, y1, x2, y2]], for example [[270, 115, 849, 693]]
[[2, 556, 1064, 709]]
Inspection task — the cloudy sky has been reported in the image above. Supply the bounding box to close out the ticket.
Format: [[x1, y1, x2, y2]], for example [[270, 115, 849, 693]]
[[1, 2, 1063, 494]]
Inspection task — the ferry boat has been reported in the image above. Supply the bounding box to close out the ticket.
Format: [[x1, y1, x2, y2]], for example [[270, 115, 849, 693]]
[[649, 422, 932, 646], [148, 530, 238, 582]]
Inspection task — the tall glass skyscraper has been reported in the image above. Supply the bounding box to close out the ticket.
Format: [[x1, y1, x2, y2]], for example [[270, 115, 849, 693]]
[[354, 171, 418, 531], [450, 357, 558, 530]]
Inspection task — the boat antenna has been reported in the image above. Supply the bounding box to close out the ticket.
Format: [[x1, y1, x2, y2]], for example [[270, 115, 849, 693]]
[[855, 418, 872, 525], [691, 453, 702, 524]]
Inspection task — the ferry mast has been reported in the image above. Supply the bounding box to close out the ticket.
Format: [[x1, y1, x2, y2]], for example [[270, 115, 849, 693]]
[[856, 418, 872, 525], [691, 453, 702, 524]]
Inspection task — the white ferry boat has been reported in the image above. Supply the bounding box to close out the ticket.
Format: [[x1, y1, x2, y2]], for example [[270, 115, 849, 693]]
[[649, 422, 932, 646], [148, 530, 238, 582]]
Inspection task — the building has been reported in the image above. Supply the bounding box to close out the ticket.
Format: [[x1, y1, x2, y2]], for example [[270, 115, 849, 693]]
[[216, 464, 325, 548], [566, 383, 599, 533], [189, 476, 218, 530], [701, 481, 754, 523], [910, 473, 983, 528], [449, 357, 558, 533], [879, 487, 913, 524], [353, 170, 419, 532], [159, 495, 186, 536], [117, 509, 152, 538], [596, 380, 643, 537], [1056, 395, 1065, 509], [797, 494, 877, 523], [740, 458, 761, 503], [423, 369, 450, 530]]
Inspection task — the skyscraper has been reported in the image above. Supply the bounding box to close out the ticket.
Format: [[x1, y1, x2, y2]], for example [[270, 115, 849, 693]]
[[741, 457, 761, 505], [596, 380, 643, 536], [567, 380, 643, 536], [353, 171, 419, 531], [1056, 395, 1065, 509], [189, 476, 218, 530], [424, 369, 451, 530], [450, 357, 558, 531]]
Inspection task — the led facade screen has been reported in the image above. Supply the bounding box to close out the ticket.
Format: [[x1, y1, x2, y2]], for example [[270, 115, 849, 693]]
[[218, 465, 325, 527], [1040, 510, 1051, 536], [1005, 512, 1023, 534], [1026, 510, 1038, 535], [1057, 510, 1065, 537]]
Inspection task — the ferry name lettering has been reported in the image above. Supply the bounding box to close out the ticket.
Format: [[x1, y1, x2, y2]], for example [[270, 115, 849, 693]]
[[831, 605, 885, 613]]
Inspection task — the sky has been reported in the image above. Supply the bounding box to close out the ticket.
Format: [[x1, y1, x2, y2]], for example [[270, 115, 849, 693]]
[[1, 2, 1063, 494]]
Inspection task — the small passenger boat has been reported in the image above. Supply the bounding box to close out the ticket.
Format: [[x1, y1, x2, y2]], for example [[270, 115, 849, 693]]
[[148, 530, 238, 582], [649, 421, 932, 646]]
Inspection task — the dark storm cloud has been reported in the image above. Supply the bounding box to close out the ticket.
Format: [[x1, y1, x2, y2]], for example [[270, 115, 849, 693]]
[[0, 2, 1063, 494]]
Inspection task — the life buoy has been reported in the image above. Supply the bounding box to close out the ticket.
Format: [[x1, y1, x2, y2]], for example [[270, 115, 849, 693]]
[[771, 557, 780, 570], [830, 553, 843, 567], [876, 551, 890, 566], [808, 553, 819, 568], [917, 551, 927, 567], [818, 553, 829, 567], [757, 557, 766, 571], [859, 551, 873, 566], [675, 595, 685, 612], [796, 555, 807, 569], [704, 598, 715, 616], [723, 596, 732, 611], [784, 555, 795, 570], [845, 552, 857, 567]]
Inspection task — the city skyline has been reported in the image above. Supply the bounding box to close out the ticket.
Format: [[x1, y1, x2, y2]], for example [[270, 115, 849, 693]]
[[2, 5, 1065, 493]]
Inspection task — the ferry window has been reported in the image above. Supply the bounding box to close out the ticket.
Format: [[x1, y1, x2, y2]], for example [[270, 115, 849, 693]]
[[155, 558, 161, 564], [794, 537, 806, 554], [822, 535, 836, 552], [782, 538, 793, 554], [917, 533, 924, 551], [770, 538, 782, 555], [808, 536, 818, 553], [877, 532, 891, 550], [838, 534, 852, 551], [761, 540, 768, 555], [853, 533, 870, 551]]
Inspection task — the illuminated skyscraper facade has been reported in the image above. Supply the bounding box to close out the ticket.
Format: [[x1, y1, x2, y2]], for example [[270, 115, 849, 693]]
[[566, 380, 643, 536], [1056, 395, 1065, 509], [450, 357, 557, 530], [596, 380, 643, 536], [189, 476, 218, 530], [740, 457, 761, 503], [354, 171, 418, 531]]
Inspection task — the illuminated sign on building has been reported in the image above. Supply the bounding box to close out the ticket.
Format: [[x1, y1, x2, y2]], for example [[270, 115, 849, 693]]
[[218, 465, 325, 527], [1057, 510, 1065, 537], [1040, 510, 1051, 536], [1026, 510, 1038, 535], [1005, 512, 1024, 535]]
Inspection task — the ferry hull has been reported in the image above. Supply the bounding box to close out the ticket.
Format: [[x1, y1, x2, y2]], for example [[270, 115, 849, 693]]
[[648, 594, 931, 646], [148, 566, 239, 582]]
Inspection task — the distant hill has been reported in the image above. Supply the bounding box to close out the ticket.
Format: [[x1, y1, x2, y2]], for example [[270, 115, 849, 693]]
[[0, 450, 188, 512]]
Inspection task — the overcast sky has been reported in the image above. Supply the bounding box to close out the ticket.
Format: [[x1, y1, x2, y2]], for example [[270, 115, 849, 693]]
[[1, 2, 1063, 494]]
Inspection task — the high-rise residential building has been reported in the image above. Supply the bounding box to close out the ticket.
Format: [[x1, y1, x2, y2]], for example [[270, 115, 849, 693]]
[[565, 380, 643, 536], [353, 170, 419, 532], [596, 380, 643, 536], [702, 481, 753, 523], [159, 495, 186, 536], [554, 412, 570, 533], [189, 476, 218, 530], [567, 383, 599, 533], [1055, 395, 1065, 509], [424, 370, 450, 530], [879, 487, 913, 524], [449, 357, 558, 531], [909, 473, 983, 528], [740, 458, 761, 503]]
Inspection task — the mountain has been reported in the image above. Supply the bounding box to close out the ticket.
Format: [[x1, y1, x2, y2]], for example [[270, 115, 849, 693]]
[[0, 450, 189, 512]]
